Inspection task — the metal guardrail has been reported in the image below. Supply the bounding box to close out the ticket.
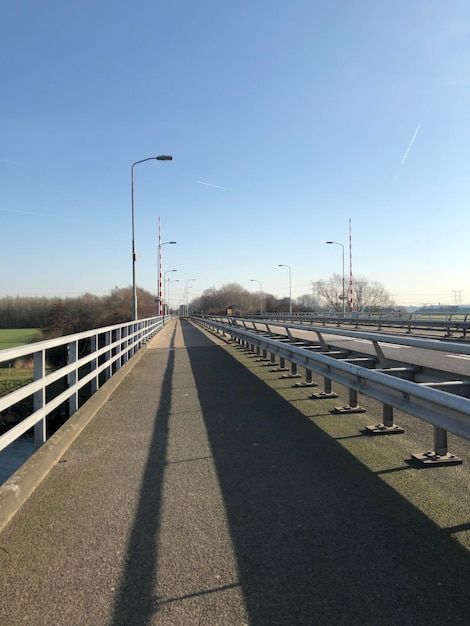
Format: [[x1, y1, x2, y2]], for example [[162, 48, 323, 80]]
[[211, 316, 470, 357], [0, 316, 164, 455], [193, 316, 470, 466], [231, 312, 470, 338]]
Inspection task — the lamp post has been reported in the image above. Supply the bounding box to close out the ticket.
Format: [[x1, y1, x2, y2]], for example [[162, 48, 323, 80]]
[[167, 279, 179, 315], [131, 155, 172, 321], [157, 231, 177, 316], [278, 264, 292, 315], [186, 278, 196, 305], [163, 269, 177, 315], [326, 241, 345, 316], [250, 279, 263, 315]]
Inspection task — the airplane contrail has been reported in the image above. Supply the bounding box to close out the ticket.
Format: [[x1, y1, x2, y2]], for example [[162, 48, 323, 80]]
[[400, 123, 420, 166], [196, 180, 234, 191]]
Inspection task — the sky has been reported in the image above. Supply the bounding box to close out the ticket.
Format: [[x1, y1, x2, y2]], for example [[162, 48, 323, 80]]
[[1, 0, 469, 309]]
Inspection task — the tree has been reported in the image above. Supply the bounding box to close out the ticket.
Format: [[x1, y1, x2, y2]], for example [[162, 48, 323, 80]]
[[44, 300, 74, 337], [317, 274, 394, 313], [192, 283, 256, 314], [353, 278, 394, 312]]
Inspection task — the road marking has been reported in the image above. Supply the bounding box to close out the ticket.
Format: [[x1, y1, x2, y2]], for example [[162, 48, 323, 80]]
[[351, 339, 410, 349], [446, 354, 470, 360]]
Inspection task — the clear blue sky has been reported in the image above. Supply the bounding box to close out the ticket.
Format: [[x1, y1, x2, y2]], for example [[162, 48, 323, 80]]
[[2, 1, 469, 308]]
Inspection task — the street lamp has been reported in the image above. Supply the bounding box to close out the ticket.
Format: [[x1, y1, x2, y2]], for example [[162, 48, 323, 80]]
[[158, 240, 177, 315], [278, 265, 292, 315], [250, 279, 263, 315], [185, 278, 196, 305], [163, 269, 177, 315], [131, 155, 172, 321], [167, 279, 179, 315], [326, 241, 345, 316]]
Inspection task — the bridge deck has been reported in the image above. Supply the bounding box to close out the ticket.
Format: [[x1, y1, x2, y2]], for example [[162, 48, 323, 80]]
[[1, 319, 469, 625]]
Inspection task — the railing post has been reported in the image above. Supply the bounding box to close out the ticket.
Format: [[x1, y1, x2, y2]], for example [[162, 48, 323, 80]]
[[332, 387, 366, 414], [411, 426, 462, 466], [90, 335, 98, 394], [115, 328, 122, 371], [365, 403, 404, 435], [121, 326, 128, 365], [294, 367, 318, 388], [310, 376, 339, 399], [33, 350, 46, 450], [434, 426, 448, 456], [67, 340, 78, 417], [281, 359, 301, 379], [104, 330, 111, 381], [272, 355, 289, 373]]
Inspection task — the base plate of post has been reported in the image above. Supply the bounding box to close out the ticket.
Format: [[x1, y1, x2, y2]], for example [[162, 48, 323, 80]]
[[281, 373, 302, 379], [331, 405, 366, 414], [294, 381, 318, 388], [310, 392, 339, 400], [364, 423, 404, 435], [411, 451, 462, 467], [271, 367, 289, 372]]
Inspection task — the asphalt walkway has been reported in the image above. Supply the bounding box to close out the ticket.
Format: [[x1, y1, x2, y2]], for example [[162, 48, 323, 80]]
[[1, 319, 469, 625]]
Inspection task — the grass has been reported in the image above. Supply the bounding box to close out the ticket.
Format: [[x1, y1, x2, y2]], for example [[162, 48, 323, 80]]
[[0, 328, 40, 351], [0, 330, 40, 396]]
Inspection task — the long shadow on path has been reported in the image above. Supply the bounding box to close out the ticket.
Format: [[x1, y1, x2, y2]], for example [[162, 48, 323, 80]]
[[111, 325, 177, 625], [183, 321, 470, 625]]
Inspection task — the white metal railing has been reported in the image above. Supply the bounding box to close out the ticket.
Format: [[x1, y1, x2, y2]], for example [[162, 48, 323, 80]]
[[193, 316, 470, 465], [0, 316, 164, 454]]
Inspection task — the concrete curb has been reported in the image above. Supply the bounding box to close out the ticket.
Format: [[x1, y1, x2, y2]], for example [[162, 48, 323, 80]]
[[0, 327, 169, 534]]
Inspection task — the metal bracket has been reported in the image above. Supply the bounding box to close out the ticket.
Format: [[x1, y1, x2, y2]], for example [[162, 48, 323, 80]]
[[411, 451, 462, 466]]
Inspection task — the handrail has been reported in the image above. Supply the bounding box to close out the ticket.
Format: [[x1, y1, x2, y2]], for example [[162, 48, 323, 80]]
[[0, 317, 164, 455]]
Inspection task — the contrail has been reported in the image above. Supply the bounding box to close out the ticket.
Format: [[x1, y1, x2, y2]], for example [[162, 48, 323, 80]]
[[400, 123, 420, 166], [196, 180, 234, 191]]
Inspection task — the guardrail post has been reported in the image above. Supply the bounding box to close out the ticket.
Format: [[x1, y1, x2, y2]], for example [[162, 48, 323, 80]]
[[255, 347, 271, 363], [411, 427, 462, 466], [294, 368, 318, 388], [332, 388, 366, 414], [364, 404, 404, 435], [281, 359, 301, 379], [33, 350, 46, 450], [310, 377, 339, 399], [272, 356, 289, 372], [261, 351, 277, 367]]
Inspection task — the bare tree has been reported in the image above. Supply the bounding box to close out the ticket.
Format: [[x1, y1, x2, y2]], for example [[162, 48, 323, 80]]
[[353, 278, 394, 312], [316, 274, 344, 312], [317, 274, 393, 313]]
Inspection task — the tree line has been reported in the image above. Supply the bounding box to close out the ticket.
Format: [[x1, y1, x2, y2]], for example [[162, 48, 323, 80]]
[[0, 287, 157, 336], [0, 275, 395, 336], [191, 276, 395, 315]]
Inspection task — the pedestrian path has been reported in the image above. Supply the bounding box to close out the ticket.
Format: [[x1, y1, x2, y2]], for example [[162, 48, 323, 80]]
[[1, 319, 469, 625]]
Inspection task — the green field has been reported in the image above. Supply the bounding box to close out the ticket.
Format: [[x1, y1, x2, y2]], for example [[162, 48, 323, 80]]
[[0, 329, 40, 351]]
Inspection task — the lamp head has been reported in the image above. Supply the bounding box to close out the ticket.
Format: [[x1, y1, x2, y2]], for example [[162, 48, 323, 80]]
[[156, 155, 173, 160]]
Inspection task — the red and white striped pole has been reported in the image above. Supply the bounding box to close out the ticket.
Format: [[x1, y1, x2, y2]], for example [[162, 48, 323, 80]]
[[349, 218, 354, 312], [158, 217, 163, 316]]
